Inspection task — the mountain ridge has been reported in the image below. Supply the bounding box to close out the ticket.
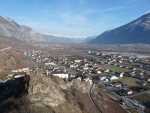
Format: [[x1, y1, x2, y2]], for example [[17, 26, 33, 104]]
[[0, 16, 83, 43], [90, 12, 150, 44]]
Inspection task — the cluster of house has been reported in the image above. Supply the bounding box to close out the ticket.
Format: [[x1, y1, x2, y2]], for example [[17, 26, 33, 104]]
[[25, 49, 150, 113], [26, 49, 150, 86], [88, 50, 150, 113]]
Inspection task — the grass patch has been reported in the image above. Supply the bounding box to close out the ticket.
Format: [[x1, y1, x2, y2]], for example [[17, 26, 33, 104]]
[[127, 108, 139, 113], [116, 77, 139, 87], [110, 65, 128, 73], [133, 91, 150, 103]]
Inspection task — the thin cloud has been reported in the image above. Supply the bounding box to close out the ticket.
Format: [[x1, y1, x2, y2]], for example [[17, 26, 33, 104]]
[[60, 12, 89, 27], [83, 6, 130, 16]]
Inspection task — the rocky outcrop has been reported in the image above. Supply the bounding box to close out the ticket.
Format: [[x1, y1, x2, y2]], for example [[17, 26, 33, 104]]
[[0, 16, 77, 43], [29, 75, 94, 113], [0, 74, 30, 104], [0, 73, 127, 113]]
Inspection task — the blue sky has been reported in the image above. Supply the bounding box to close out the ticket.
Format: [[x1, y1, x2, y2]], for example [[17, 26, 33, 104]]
[[0, 0, 150, 37]]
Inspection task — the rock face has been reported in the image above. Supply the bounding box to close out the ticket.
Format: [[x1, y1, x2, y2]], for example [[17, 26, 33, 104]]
[[90, 13, 150, 44], [28, 75, 127, 113], [0, 16, 51, 42], [0, 74, 30, 102], [28, 75, 99, 113], [0, 74, 127, 113], [30, 76, 66, 107], [0, 46, 31, 78], [0, 74, 30, 113], [0, 16, 77, 43]]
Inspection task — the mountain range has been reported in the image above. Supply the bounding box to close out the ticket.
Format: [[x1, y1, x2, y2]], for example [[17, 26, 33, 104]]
[[90, 13, 150, 44], [0, 16, 83, 43], [1, 13, 150, 44]]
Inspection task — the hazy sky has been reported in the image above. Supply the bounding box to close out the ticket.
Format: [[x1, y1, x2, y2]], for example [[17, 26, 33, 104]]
[[0, 0, 150, 37]]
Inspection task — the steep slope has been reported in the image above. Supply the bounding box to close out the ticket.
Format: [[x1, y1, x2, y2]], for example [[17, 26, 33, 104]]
[[27, 75, 127, 113], [0, 16, 76, 43], [0, 36, 33, 79], [0, 74, 128, 113], [90, 13, 150, 44]]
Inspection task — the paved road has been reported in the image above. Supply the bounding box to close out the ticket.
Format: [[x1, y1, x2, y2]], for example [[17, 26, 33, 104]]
[[88, 83, 129, 113]]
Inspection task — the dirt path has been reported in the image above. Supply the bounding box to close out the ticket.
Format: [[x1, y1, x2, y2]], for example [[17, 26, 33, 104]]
[[0, 47, 12, 52]]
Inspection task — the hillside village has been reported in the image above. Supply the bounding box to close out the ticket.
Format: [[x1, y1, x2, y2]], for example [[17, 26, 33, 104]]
[[0, 47, 150, 113], [19, 49, 150, 113], [0, 1, 150, 113]]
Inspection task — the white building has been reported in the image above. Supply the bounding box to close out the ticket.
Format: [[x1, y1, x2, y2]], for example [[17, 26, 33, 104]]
[[45, 62, 56, 66], [100, 76, 106, 81], [147, 78, 150, 82], [97, 71, 102, 74], [110, 76, 119, 81], [127, 90, 133, 95], [120, 72, 124, 78], [52, 73, 69, 79], [85, 78, 93, 85], [12, 67, 30, 73], [105, 69, 110, 73], [74, 60, 82, 63]]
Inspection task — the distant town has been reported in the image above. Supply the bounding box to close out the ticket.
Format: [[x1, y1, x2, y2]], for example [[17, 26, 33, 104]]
[[4, 48, 149, 113], [0, 1, 150, 113]]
